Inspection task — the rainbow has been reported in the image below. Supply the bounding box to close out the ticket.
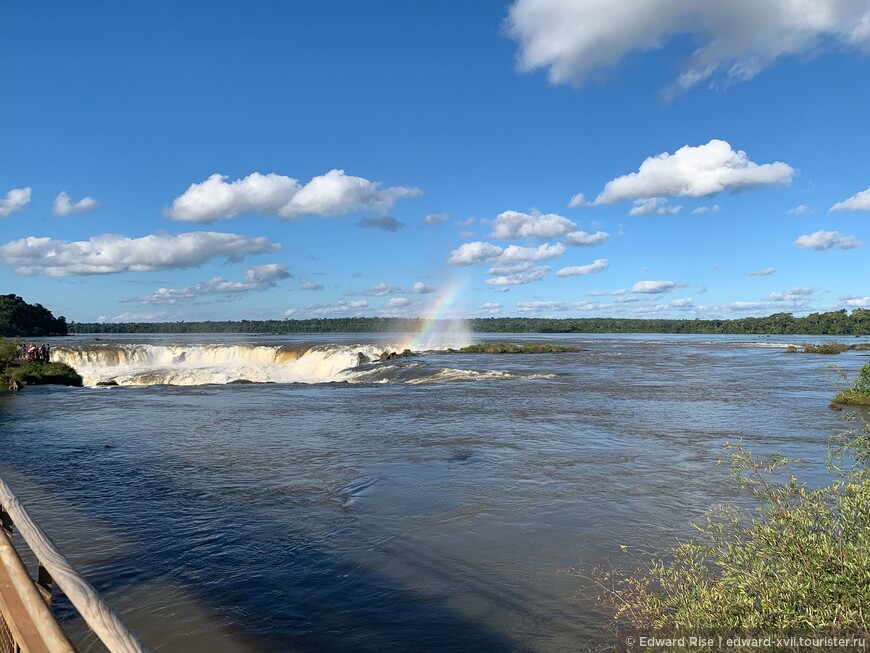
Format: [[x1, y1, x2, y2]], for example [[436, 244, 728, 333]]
[[401, 275, 470, 351]]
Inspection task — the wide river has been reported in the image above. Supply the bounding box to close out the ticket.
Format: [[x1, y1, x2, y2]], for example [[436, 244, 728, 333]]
[[1, 332, 868, 651]]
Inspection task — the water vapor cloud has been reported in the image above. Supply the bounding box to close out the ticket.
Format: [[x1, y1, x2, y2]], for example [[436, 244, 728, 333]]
[[0, 232, 279, 276], [165, 170, 421, 223]]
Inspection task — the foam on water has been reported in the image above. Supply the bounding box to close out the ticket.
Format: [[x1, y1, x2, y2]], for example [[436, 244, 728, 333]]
[[52, 343, 389, 387]]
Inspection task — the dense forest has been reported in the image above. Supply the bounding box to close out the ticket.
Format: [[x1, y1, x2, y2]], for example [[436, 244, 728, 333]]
[[0, 294, 68, 337], [68, 309, 870, 336]]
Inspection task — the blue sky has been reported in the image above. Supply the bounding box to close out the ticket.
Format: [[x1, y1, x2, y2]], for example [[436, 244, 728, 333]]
[[1, 1, 868, 322]]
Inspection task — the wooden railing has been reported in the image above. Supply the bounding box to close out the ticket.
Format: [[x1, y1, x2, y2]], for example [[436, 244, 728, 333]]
[[0, 479, 149, 653]]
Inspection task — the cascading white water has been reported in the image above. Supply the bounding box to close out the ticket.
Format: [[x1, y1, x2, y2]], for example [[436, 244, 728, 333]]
[[51, 344, 391, 387]]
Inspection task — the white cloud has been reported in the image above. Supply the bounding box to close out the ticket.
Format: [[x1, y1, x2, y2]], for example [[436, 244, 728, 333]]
[[841, 295, 870, 308], [516, 300, 569, 312], [692, 204, 720, 215], [477, 302, 503, 315], [830, 186, 870, 212], [587, 288, 626, 296], [669, 298, 694, 307], [628, 197, 682, 216], [448, 241, 505, 265], [794, 230, 864, 250], [133, 264, 291, 304], [350, 281, 435, 296], [53, 191, 99, 216], [486, 266, 550, 286], [556, 258, 609, 277], [0, 187, 32, 217], [499, 242, 566, 263], [748, 267, 776, 277], [567, 193, 589, 208], [98, 311, 173, 323], [490, 209, 577, 239], [300, 281, 323, 291], [595, 140, 793, 205], [787, 204, 810, 215], [566, 230, 609, 246], [423, 213, 449, 226], [285, 299, 370, 318], [459, 231, 475, 239], [165, 170, 421, 223], [0, 231, 278, 276], [767, 287, 815, 301], [412, 282, 436, 294], [386, 297, 411, 308], [632, 280, 684, 293], [362, 283, 403, 296], [506, 0, 870, 91]]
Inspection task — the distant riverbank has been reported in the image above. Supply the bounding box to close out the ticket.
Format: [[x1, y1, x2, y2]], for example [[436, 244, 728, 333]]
[[69, 309, 869, 336]]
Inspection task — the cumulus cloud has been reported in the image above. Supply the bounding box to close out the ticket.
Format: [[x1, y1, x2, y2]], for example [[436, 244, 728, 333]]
[[587, 288, 627, 297], [830, 186, 870, 212], [841, 295, 870, 308], [357, 216, 405, 231], [133, 264, 291, 304], [0, 231, 278, 276], [165, 170, 421, 223], [794, 230, 864, 250], [386, 297, 411, 308], [98, 311, 173, 323], [349, 281, 436, 296], [516, 300, 569, 312], [0, 187, 32, 217], [628, 197, 681, 216], [632, 280, 684, 293], [412, 282, 436, 294], [477, 302, 503, 315], [692, 204, 720, 215], [566, 230, 610, 246], [556, 258, 609, 277], [787, 204, 810, 215], [423, 213, 449, 226], [505, 0, 870, 91], [490, 210, 576, 239], [300, 281, 324, 291], [748, 267, 776, 277], [53, 191, 99, 216], [285, 299, 370, 318], [486, 266, 550, 286], [448, 241, 505, 265], [568, 193, 590, 208], [669, 298, 694, 307], [595, 140, 793, 205]]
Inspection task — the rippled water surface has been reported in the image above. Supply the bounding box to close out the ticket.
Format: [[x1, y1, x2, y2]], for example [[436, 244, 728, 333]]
[[1, 333, 867, 651]]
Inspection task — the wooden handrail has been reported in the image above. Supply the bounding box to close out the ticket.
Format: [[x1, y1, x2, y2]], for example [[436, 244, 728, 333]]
[[0, 479, 149, 653]]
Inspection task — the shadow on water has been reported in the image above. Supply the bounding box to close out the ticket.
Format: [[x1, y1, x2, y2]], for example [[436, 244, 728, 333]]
[[0, 394, 522, 653]]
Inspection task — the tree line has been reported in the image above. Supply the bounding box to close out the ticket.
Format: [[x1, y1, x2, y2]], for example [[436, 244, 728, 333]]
[[67, 309, 870, 335], [0, 294, 68, 337]]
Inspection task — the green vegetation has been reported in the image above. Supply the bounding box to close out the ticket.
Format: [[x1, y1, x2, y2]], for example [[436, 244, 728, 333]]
[[455, 343, 575, 354], [594, 417, 870, 641], [801, 342, 849, 354], [67, 308, 870, 335], [0, 294, 68, 337], [1, 336, 82, 388], [3, 361, 83, 387], [785, 345, 798, 353], [833, 363, 870, 407]]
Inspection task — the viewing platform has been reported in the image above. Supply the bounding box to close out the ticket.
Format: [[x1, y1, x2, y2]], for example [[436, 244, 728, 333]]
[[0, 479, 147, 653]]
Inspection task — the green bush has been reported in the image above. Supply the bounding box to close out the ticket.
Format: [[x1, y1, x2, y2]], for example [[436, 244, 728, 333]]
[[5, 361, 83, 387], [802, 342, 849, 354], [593, 418, 870, 640]]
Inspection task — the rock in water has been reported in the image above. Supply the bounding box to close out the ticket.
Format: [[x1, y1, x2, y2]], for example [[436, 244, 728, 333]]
[[357, 352, 371, 365]]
